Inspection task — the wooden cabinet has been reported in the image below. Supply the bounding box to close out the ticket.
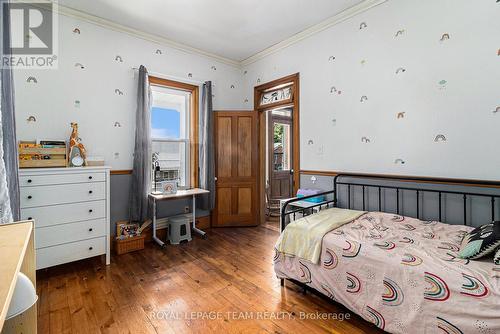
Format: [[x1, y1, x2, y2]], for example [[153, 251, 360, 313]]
[[18, 167, 111, 269]]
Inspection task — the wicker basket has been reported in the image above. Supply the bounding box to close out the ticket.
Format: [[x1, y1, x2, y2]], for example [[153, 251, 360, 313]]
[[115, 235, 145, 255]]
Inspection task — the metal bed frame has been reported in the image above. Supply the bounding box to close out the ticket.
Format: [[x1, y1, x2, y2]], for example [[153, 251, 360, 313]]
[[279, 173, 500, 289]]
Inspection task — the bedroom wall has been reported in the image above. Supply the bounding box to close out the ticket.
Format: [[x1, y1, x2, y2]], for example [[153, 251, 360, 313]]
[[242, 0, 500, 181], [13, 11, 246, 227]]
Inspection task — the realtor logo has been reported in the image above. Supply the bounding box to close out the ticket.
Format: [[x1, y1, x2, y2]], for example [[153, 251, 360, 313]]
[[2, 0, 58, 69]]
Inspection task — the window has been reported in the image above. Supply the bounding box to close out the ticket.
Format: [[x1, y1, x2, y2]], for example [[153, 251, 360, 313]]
[[149, 77, 199, 190]]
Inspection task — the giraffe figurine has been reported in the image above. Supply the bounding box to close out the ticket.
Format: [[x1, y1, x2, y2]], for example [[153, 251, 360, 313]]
[[69, 122, 87, 166]]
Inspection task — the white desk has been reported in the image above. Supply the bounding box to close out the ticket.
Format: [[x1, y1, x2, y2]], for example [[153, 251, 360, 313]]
[[149, 188, 209, 247]]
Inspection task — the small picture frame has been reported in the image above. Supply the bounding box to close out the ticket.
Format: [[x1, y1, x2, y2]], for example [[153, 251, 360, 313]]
[[160, 180, 177, 194]]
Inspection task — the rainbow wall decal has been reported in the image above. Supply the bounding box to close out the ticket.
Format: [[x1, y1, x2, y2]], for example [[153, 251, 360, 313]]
[[359, 22, 368, 30], [328, 56, 336, 61], [115, 55, 123, 62], [346, 272, 361, 293], [114, 122, 122, 128], [323, 248, 338, 269], [74, 63, 85, 69], [395, 29, 405, 37], [365, 306, 385, 330], [440, 33, 451, 42], [330, 86, 341, 94], [361, 136, 371, 143], [401, 253, 423, 266], [460, 273, 489, 298], [343, 240, 361, 257], [72, 28, 80, 34], [397, 112, 406, 119], [26, 116, 36, 122], [424, 272, 450, 301], [155, 49, 163, 54], [211, 65, 217, 71], [394, 158, 406, 165], [382, 277, 404, 306], [26, 76, 37, 83], [434, 134, 447, 142], [395, 67, 406, 74], [360, 95, 368, 103], [114, 89, 124, 96], [187, 73, 193, 78], [437, 317, 464, 334]]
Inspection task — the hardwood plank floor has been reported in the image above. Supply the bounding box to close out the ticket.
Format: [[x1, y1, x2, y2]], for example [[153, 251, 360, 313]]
[[36, 226, 383, 334]]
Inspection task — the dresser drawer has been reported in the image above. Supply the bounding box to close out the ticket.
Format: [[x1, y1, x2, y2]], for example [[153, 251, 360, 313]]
[[36, 237, 106, 269], [35, 219, 106, 249], [20, 182, 106, 208], [21, 200, 106, 228], [20, 172, 106, 187]]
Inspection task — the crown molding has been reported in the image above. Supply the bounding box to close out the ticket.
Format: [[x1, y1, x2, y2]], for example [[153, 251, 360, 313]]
[[240, 0, 388, 66], [36, 0, 386, 68], [51, 1, 241, 68]]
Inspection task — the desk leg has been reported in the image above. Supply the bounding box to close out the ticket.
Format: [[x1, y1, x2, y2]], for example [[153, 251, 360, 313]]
[[152, 197, 165, 248], [192, 194, 207, 239]]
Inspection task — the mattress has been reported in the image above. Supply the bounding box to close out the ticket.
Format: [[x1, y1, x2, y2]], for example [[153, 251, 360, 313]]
[[274, 211, 500, 334]]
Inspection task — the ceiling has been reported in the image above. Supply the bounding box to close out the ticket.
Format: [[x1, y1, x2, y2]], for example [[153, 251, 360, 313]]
[[58, 0, 366, 62]]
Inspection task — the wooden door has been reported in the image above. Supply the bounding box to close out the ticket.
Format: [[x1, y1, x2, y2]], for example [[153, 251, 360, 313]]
[[213, 111, 259, 227], [268, 113, 293, 199]]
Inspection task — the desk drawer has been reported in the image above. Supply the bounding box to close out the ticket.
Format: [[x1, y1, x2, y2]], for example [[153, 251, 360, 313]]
[[36, 237, 106, 269], [36, 219, 106, 248], [20, 182, 106, 208], [20, 172, 105, 187], [21, 200, 106, 228]]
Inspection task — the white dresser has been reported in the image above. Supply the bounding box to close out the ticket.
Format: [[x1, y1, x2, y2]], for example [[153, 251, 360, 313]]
[[18, 166, 111, 269]]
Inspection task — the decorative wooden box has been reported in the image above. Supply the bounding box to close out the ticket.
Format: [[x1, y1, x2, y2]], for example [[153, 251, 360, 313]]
[[19, 144, 68, 168], [115, 235, 145, 255]]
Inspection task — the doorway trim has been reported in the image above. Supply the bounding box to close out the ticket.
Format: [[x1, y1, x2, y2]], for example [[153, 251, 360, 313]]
[[254, 73, 300, 224]]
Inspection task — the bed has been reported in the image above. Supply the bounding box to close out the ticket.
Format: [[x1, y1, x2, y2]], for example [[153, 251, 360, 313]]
[[275, 174, 500, 334]]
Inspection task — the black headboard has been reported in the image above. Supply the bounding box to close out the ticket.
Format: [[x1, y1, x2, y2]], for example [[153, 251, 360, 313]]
[[281, 173, 500, 232]]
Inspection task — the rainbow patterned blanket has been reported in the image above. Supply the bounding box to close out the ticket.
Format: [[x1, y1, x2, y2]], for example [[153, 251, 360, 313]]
[[274, 212, 500, 334]]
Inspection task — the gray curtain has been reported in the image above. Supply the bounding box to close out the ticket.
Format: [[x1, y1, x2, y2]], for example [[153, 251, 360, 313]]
[[129, 65, 152, 223], [0, 0, 19, 221], [199, 81, 215, 210]]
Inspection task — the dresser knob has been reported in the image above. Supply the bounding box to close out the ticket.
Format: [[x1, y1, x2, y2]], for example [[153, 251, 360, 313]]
[[88, 176, 93, 180], [27, 179, 32, 183], [27, 195, 32, 199], [88, 246, 93, 250], [89, 209, 93, 213], [88, 190, 93, 194], [88, 228, 93, 232]]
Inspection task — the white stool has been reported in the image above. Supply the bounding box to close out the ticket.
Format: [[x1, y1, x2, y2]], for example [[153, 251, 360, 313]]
[[168, 216, 192, 245]]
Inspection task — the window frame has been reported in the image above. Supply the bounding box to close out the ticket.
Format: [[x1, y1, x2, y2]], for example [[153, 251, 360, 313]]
[[149, 76, 199, 188]]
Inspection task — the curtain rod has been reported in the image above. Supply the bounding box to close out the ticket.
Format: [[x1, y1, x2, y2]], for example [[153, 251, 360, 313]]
[[131, 67, 205, 86]]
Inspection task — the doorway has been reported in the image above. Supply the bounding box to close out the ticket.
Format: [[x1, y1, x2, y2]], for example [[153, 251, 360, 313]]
[[255, 73, 300, 226], [268, 108, 293, 200]]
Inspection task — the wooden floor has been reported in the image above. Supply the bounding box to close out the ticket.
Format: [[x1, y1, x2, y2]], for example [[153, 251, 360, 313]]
[[36, 226, 382, 334]]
